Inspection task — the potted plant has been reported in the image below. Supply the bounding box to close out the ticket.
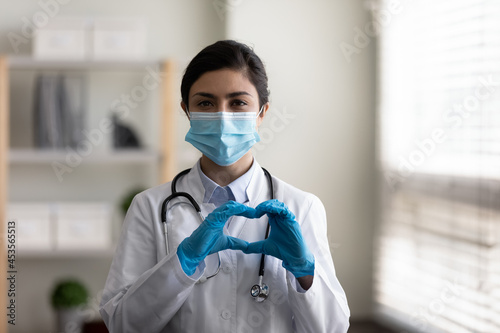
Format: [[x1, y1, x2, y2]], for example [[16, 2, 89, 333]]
[[51, 279, 89, 333], [120, 187, 146, 216]]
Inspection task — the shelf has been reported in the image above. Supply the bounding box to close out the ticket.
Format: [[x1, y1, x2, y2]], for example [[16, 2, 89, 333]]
[[9, 148, 160, 164], [8, 55, 161, 71], [17, 248, 116, 259]]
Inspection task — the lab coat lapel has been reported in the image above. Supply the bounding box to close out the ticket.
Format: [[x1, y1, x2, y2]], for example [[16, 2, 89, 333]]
[[247, 160, 271, 206], [163, 165, 222, 255], [174, 163, 217, 223], [176, 163, 206, 206]]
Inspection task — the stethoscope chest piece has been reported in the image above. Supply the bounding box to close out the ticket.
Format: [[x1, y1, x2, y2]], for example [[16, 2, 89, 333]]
[[250, 280, 269, 302]]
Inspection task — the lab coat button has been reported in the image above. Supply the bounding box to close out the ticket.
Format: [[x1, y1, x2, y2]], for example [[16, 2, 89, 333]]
[[221, 310, 231, 320], [222, 265, 233, 273]]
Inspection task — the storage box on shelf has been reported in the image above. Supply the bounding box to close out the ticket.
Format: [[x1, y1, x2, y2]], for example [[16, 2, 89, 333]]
[[7, 202, 113, 257], [34, 18, 89, 60], [33, 17, 147, 61], [92, 18, 147, 60], [57, 202, 112, 251], [7, 203, 52, 251]]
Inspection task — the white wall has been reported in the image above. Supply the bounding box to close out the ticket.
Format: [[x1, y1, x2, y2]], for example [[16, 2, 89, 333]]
[[0, 0, 225, 58], [225, 0, 377, 318]]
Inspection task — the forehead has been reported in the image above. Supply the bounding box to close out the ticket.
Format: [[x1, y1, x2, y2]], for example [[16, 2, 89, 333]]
[[189, 69, 257, 98]]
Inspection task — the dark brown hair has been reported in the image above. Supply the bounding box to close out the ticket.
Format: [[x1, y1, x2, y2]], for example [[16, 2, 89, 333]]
[[181, 40, 270, 109]]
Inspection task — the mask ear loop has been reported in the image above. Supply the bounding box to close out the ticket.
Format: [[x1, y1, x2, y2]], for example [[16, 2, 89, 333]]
[[186, 108, 191, 120], [256, 105, 264, 119]]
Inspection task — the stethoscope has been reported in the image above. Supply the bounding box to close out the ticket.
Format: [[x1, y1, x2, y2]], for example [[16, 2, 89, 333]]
[[161, 167, 273, 302]]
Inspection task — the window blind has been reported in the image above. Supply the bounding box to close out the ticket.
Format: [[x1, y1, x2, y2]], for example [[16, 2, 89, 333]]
[[374, 0, 500, 332]]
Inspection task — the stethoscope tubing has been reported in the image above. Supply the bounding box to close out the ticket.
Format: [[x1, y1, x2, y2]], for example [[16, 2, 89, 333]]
[[258, 168, 273, 278], [160, 167, 273, 298]]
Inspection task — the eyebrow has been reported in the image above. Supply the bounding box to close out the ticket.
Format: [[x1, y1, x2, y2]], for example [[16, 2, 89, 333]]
[[192, 91, 253, 99]]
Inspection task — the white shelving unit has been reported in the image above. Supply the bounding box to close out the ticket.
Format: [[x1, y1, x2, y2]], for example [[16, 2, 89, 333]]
[[14, 248, 117, 259], [0, 55, 177, 331], [9, 148, 160, 164], [3, 55, 176, 246], [8, 56, 161, 70]]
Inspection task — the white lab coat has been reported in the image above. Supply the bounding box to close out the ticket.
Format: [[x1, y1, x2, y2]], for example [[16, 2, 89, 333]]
[[99, 160, 350, 332]]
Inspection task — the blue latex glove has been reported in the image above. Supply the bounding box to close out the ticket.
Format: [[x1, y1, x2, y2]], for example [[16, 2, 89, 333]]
[[177, 201, 254, 276], [244, 199, 315, 278]]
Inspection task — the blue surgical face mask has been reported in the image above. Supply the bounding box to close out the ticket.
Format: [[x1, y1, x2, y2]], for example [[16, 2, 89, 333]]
[[185, 108, 263, 166]]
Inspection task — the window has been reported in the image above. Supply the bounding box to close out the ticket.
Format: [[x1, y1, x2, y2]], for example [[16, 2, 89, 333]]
[[374, 0, 500, 332]]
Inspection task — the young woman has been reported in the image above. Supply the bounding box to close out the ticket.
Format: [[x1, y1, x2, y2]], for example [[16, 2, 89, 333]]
[[100, 40, 350, 332]]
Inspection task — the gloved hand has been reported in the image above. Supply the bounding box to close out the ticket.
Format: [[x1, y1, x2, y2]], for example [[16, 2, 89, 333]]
[[177, 201, 254, 276], [244, 199, 315, 278]]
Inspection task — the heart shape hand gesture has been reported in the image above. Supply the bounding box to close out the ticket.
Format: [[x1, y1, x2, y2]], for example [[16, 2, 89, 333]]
[[176, 200, 315, 278], [242, 199, 315, 278]]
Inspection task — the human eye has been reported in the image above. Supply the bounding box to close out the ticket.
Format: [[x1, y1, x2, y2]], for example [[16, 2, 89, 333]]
[[197, 100, 214, 109], [231, 99, 248, 107]]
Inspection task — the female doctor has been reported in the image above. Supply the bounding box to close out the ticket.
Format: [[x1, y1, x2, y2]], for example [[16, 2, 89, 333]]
[[100, 40, 350, 333]]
